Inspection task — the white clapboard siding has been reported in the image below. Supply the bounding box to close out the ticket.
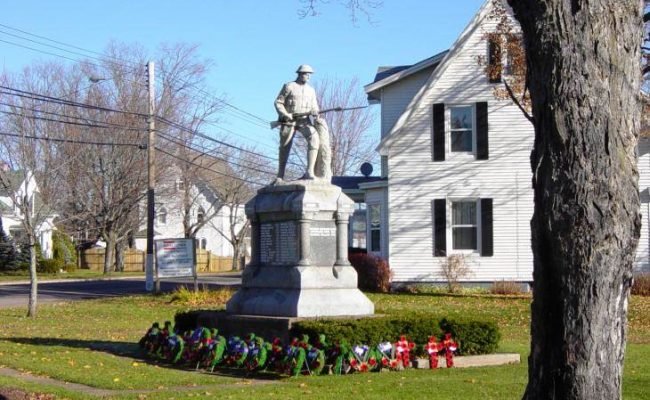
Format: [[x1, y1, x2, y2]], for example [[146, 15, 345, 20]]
[[381, 69, 434, 138], [384, 2, 535, 283], [636, 139, 650, 273]]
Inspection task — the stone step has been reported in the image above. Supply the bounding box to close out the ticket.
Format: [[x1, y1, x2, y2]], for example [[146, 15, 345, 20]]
[[412, 353, 520, 369]]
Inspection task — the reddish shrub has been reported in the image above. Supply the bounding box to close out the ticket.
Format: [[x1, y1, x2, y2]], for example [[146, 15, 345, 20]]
[[348, 251, 392, 293], [632, 273, 650, 296]]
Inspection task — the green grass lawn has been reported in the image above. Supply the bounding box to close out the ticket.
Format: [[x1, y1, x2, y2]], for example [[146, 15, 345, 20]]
[[0, 292, 648, 399]]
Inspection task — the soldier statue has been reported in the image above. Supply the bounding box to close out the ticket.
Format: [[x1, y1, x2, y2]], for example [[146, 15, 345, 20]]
[[274, 64, 332, 182]]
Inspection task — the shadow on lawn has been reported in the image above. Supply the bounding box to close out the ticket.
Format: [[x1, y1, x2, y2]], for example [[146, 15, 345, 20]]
[[5, 337, 284, 381]]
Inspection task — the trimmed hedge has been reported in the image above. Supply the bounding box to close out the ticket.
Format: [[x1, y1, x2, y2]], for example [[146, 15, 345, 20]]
[[174, 311, 501, 356], [440, 317, 501, 355], [291, 314, 500, 356]]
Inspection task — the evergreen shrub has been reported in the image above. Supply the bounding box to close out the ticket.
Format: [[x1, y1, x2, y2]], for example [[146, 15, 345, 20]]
[[439, 317, 501, 355], [52, 231, 77, 266], [173, 310, 500, 356], [291, 314, 500, 356], [348, 251, 392, 293], [38, 258, 63, 274]]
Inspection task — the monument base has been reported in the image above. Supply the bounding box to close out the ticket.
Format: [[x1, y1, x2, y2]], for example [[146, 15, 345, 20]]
[[226, 180, 375, 318], [226, 286, 375, 317], [184, 310, 379, 342]]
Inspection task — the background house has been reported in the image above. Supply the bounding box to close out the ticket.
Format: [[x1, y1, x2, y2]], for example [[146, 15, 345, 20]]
[[0, 168, 57, 259], [134, 164, 249, 259], [342, 0, 650, 286]]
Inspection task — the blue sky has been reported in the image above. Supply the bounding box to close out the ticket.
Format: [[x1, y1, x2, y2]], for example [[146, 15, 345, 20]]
[[1, 0, 484, 163]]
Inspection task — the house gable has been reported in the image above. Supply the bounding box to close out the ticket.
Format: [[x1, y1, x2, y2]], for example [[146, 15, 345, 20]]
[[375, 0, 496, 155]]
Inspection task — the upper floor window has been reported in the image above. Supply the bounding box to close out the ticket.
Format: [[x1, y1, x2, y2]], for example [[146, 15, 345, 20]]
[[176, 180, 185, 191], [449, 106, 474, 153], [156, 207, 167, 225], [196, 207, 205, 224]]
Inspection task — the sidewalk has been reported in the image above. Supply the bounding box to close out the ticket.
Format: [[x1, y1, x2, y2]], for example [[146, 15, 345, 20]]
[[0, 271, 241, 286]]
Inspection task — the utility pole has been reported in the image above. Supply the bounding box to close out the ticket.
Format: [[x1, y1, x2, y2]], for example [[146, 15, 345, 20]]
[[145, 61, 157, 293]]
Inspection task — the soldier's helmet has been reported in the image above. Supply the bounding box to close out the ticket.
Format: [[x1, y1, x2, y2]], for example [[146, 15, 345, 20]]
[[296, 64, 314, 74]]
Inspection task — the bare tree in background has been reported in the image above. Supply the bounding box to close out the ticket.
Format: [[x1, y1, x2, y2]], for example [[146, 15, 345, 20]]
[[315, 77, 377, 176], [0, 65, 71, 317], [0, 42, 224, 275], [298, 0, 382, 25], [291, 77, 376, 177], [210, 148, 265, 269]]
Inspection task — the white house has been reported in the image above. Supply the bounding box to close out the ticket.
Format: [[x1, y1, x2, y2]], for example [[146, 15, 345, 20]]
[[0, 169, 57, 259], [134, 166, 248, 258], [343, 0, 649, 286]]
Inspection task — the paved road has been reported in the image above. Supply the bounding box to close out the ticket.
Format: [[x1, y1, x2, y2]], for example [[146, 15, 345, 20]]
[[0, 274, 242, 308]]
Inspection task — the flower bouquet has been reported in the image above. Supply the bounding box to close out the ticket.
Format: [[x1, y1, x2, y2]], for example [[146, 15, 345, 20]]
[[442, 333, 458, 368], [394, 335, 416, 369], [326, 339, 351, 375], [424, 335, 442, 369], [244, 335, 269, 372], [282, 337, 306, 376], [375, 341, 395, 371], [348, 344, 379, 373], [224, 336, 249, 368]]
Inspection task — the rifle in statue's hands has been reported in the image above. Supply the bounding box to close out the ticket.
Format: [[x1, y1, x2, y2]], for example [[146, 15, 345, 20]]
[[269, 107, 344, 129]]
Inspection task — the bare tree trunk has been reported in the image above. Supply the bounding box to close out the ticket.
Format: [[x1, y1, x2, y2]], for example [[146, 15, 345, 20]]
[[507, 1, 643, 399], [27, 233, 37, 317], [115, 240, 125, 272], [103, 233, 117, 274]]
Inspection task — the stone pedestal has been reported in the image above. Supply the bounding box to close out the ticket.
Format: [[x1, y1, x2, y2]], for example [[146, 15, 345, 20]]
[[226, 180, 374, 317]]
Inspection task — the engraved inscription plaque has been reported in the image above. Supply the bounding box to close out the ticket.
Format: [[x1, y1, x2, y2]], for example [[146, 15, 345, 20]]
[[309, 220, 337, 266], [260, 221, 299, 265]]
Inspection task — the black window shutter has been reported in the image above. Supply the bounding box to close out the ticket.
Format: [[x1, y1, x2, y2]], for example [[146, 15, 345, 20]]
[[480, 198, 493, 256], [433, 199, 446, 256], [476, 102, 489, 160], [432, 103, 445, 161], [488, 38, 502, 83]]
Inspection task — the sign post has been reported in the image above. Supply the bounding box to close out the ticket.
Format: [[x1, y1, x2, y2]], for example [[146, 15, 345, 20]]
[[155, 239, 197, 289]]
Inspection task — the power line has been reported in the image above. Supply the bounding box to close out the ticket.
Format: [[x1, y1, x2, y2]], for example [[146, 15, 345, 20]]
[[156, 131, 276, 176], [0, 108, 145, 132], [0, 86, 148, 118], [154, 146, 266, 187], [0, 131, 146, 148], [0, 101, 146, 132], [156, 115, 282, 163], [0, 22, 138, 68]]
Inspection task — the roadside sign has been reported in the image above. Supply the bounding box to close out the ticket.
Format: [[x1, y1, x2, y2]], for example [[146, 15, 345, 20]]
[[154, 238, 196, 278]]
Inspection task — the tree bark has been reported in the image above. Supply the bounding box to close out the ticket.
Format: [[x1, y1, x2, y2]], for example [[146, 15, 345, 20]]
[[507, 1, 644, 399], [27, 232, 37, 318], [103, 233, 117, 274], [115, 240, 125, 272]]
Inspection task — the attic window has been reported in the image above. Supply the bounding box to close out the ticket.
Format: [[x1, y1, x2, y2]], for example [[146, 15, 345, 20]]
[[176, 180, 185, 191]]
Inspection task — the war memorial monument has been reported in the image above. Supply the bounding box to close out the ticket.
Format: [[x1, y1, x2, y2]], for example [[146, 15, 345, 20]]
[[225, 65, 374, 322]]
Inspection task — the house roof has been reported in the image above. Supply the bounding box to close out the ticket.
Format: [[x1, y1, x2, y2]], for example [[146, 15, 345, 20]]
[[331, 176, 386, 191], [365, 50, 449, 102]]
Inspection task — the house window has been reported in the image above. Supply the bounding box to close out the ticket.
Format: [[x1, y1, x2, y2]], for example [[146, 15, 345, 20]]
[[176, 180, 185, 191], [369, 204, 381, 252], [449, 106, 474, 153], [201, 238, 207, 250], [196, 207, 205, 224], [156, 207, 167, 225], [450, 200, 478, 251], [349, 202, 367, 249]]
